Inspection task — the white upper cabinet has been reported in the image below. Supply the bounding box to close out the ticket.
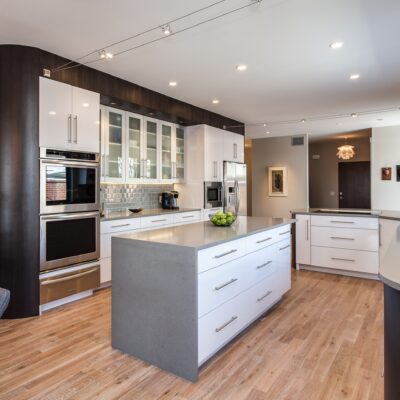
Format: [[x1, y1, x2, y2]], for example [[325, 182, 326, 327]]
[[174, 126, 185, 181], [39, 77, 100, 153], [143, 118, 160, 181], [204, 126, 224, 182], [126, 112, 143, 181], [223, 131, 244, 163]]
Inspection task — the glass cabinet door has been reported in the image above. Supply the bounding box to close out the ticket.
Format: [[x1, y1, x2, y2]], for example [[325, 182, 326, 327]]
[[145, 120, 158, 179], [126, 114, 142, 180], [175, 126, 185, 180], [105, 109, 124, 180], [161, 124, 172, 179]]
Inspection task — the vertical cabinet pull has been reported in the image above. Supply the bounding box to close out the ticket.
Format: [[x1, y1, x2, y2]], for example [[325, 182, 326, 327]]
[[74, 115, 78, 143], [306, 220, 309, 241], [67, 114, 72, 143]]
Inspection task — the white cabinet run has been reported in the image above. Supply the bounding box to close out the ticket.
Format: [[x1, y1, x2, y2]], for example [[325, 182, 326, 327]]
[[39, 77, 100, 153], [223, 131, 244, 163], [295, 214, 310, 266]]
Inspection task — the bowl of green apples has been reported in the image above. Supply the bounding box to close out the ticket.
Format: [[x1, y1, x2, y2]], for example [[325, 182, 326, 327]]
[[209, 210, 236, 227]]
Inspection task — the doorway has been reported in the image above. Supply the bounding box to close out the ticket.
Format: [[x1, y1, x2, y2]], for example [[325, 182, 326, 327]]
[[338, 161, 371, 208]]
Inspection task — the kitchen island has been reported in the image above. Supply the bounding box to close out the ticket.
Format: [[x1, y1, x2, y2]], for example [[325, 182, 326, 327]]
[[111, 216, 294, 381]]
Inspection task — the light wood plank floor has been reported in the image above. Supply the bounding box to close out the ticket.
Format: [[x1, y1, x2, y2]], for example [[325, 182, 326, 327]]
[[0, 271, 384, 400]]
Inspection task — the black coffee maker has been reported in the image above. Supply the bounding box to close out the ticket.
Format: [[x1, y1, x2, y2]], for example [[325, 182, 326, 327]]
[[160, 191, 179, 209]]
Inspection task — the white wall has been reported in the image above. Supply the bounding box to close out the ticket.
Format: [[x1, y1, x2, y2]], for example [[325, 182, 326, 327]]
[[371, 125, 400, 210], [252, 135, 309, 218]]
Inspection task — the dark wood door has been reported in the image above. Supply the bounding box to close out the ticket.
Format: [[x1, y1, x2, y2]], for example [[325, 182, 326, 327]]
[[338, 161, 371, 208]]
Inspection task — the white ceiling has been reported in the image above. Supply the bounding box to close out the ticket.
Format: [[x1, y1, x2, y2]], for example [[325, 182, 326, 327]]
[[1, 0, 400, 138]]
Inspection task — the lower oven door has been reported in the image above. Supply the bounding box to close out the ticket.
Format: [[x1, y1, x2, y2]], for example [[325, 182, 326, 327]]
[[40, 264, 100, 304], [40, 212, 100, 272]]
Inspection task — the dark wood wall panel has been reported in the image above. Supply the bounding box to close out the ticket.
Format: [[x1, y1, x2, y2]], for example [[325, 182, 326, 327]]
[[0, 45, 40, 318], [39, 50, 244, 134]]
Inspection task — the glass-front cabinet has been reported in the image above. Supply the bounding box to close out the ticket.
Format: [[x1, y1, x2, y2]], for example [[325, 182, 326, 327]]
[[101, 106, 184, 183]]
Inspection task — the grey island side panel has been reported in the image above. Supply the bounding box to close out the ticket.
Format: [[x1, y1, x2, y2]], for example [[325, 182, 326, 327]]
[[111, 237, 199, 382], [380, 224, 400, 291]]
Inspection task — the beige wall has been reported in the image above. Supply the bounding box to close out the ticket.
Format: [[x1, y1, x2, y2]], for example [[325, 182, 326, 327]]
[[309, 132, 371, 208], [252, 136, 308, 218]]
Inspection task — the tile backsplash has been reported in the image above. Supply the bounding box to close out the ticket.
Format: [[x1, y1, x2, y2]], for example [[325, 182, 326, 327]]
[[100, 183, 174, 209]]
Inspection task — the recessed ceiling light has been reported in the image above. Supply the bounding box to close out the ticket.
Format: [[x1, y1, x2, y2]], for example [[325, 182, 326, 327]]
[[266, 131, 270, 134], [349, 73, 360, 80], [169, 81, 177, 87], [49, 111, 56, 116], [263, 123, 267, 127], [329, 41, 344, 49], [236, 64, 247, 71], [301, 119, 306, 123], [351, 113, 358, 118], [212, 99, 220, 104], [83, 103, 89, 107]]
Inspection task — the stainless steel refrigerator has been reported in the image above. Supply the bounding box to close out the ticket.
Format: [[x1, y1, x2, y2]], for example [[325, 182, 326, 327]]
[[223, 161, 247, 216]]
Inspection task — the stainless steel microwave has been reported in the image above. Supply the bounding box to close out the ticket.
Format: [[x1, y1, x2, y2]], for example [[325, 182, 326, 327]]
[[204, 181, 223, 209], [40, 148, 100, 214]]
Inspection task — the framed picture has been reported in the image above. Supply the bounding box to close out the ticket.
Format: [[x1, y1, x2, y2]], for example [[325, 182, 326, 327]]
[[268, 167, 288, 197], [397, 166, 400, 182], [381, 167, 392, 181]]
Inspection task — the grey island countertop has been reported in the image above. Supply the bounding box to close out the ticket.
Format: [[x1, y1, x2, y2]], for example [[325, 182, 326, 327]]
[[116, 216, 294, 250], [291, 208, 400, 221], [101, 207, 201, 222]]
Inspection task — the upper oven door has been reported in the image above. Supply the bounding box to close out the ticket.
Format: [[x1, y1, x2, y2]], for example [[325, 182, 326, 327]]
[[40, 212, 100, 272], [40, 159, 100, 214]]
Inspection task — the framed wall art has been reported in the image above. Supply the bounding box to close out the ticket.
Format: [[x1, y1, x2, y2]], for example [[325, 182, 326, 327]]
[[381, 167, 392, 181], [268, 167, 288, 197]]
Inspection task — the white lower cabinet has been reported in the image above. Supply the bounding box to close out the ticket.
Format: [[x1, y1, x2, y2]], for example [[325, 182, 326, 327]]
[[197, 225, 292, 365]]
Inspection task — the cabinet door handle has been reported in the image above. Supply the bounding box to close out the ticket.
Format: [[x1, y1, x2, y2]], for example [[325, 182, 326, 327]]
[[331, 257, 355, 262], [256, 261, 272, 269], [279, 230, 291, 235], [213, 249, 238, 259], [306, 220, 309, 241], [151, 219, 167, 223], [215, 316, 238, 332], [111, 223, 131, 228], [257, 290, 272, 302], [67, 114, 72, 143], [379, 224, 382, 247], [330, 236, 355, 241], [182, 215, 195, 219], [330, 220, 355, 224], [233, 143, 237, 159], [214, 278, 238, 291], [74, 115, 78, 143], [256, 237, 272, 244], [279, 245, 290, 251]]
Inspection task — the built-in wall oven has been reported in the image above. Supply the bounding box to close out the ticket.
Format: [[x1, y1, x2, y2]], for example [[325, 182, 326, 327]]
[[40, 148, 100, 214], [40, 211, 100, 272], [204, 181, 223, 208]]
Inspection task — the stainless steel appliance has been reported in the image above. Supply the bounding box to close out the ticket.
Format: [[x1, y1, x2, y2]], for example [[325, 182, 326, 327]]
[[40, 148, 100, 214], [160, 191, 179, 209], [223, 161, 247, 216], [204, 181, 223, 209], [40, 211, 100, 272]]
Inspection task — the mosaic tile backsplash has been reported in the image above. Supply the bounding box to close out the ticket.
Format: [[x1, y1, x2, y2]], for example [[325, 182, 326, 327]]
[[100, 183, 174, 209]]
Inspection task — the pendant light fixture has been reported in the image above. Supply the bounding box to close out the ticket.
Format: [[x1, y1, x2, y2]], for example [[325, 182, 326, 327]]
[[337, 137, 355, 160]]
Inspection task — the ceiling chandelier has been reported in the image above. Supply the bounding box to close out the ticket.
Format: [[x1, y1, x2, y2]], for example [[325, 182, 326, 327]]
[[337, 137, 355, 160]]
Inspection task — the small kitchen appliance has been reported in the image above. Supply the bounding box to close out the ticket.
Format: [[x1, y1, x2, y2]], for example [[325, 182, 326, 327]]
[[160, 191, 179, 209]]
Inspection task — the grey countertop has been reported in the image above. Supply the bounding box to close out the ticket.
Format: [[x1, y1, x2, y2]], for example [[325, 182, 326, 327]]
[[380, 225, 400, 291], [291, 208, 400, 221], [115, 216, 295, 250], [101, 207, 201, 221]]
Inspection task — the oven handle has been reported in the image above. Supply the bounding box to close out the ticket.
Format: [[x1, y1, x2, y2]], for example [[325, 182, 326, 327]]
[[41, 212, 100, 220], [40, 159, 99, 167], [40, 267, 99, 285]]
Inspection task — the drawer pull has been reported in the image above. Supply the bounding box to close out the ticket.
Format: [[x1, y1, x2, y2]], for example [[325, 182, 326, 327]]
[[214, 278, 238, 291], [279, 231, 291, 235], [331, 257, 355, 262], [213, 249, 238, 259], [256, 261, 272, 269], [151, 219, 167, 223], [330, 236, 355, 241], [330, 220, 355, 224], [215, 316, 238, 332], [256, 237, 272, 244], [182, 215, 195, 219], [257, 290, 272, 302], [40, 268, 98, 285], [111, 223, 131, 228], [279, 245, 290, 251]]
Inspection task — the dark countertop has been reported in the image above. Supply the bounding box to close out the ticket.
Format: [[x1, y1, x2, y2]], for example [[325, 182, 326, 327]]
[[115, 216, 295, 250], [101, 207, 201, 222]]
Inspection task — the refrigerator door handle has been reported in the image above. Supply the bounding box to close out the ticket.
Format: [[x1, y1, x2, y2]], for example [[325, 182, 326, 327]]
[[234, 180, 240, 215]]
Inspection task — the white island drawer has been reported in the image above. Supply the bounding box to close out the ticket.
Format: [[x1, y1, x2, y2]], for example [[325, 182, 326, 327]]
[[173, 211, 201, 225], [311, 215, 378, 230], [311, 246, 379, 274], [246, 224, 291, 253], [197, 239, 246, 273], [101, 218, 141, 234], [141, 214, 174, 229], [311, 226, 379, 252]]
